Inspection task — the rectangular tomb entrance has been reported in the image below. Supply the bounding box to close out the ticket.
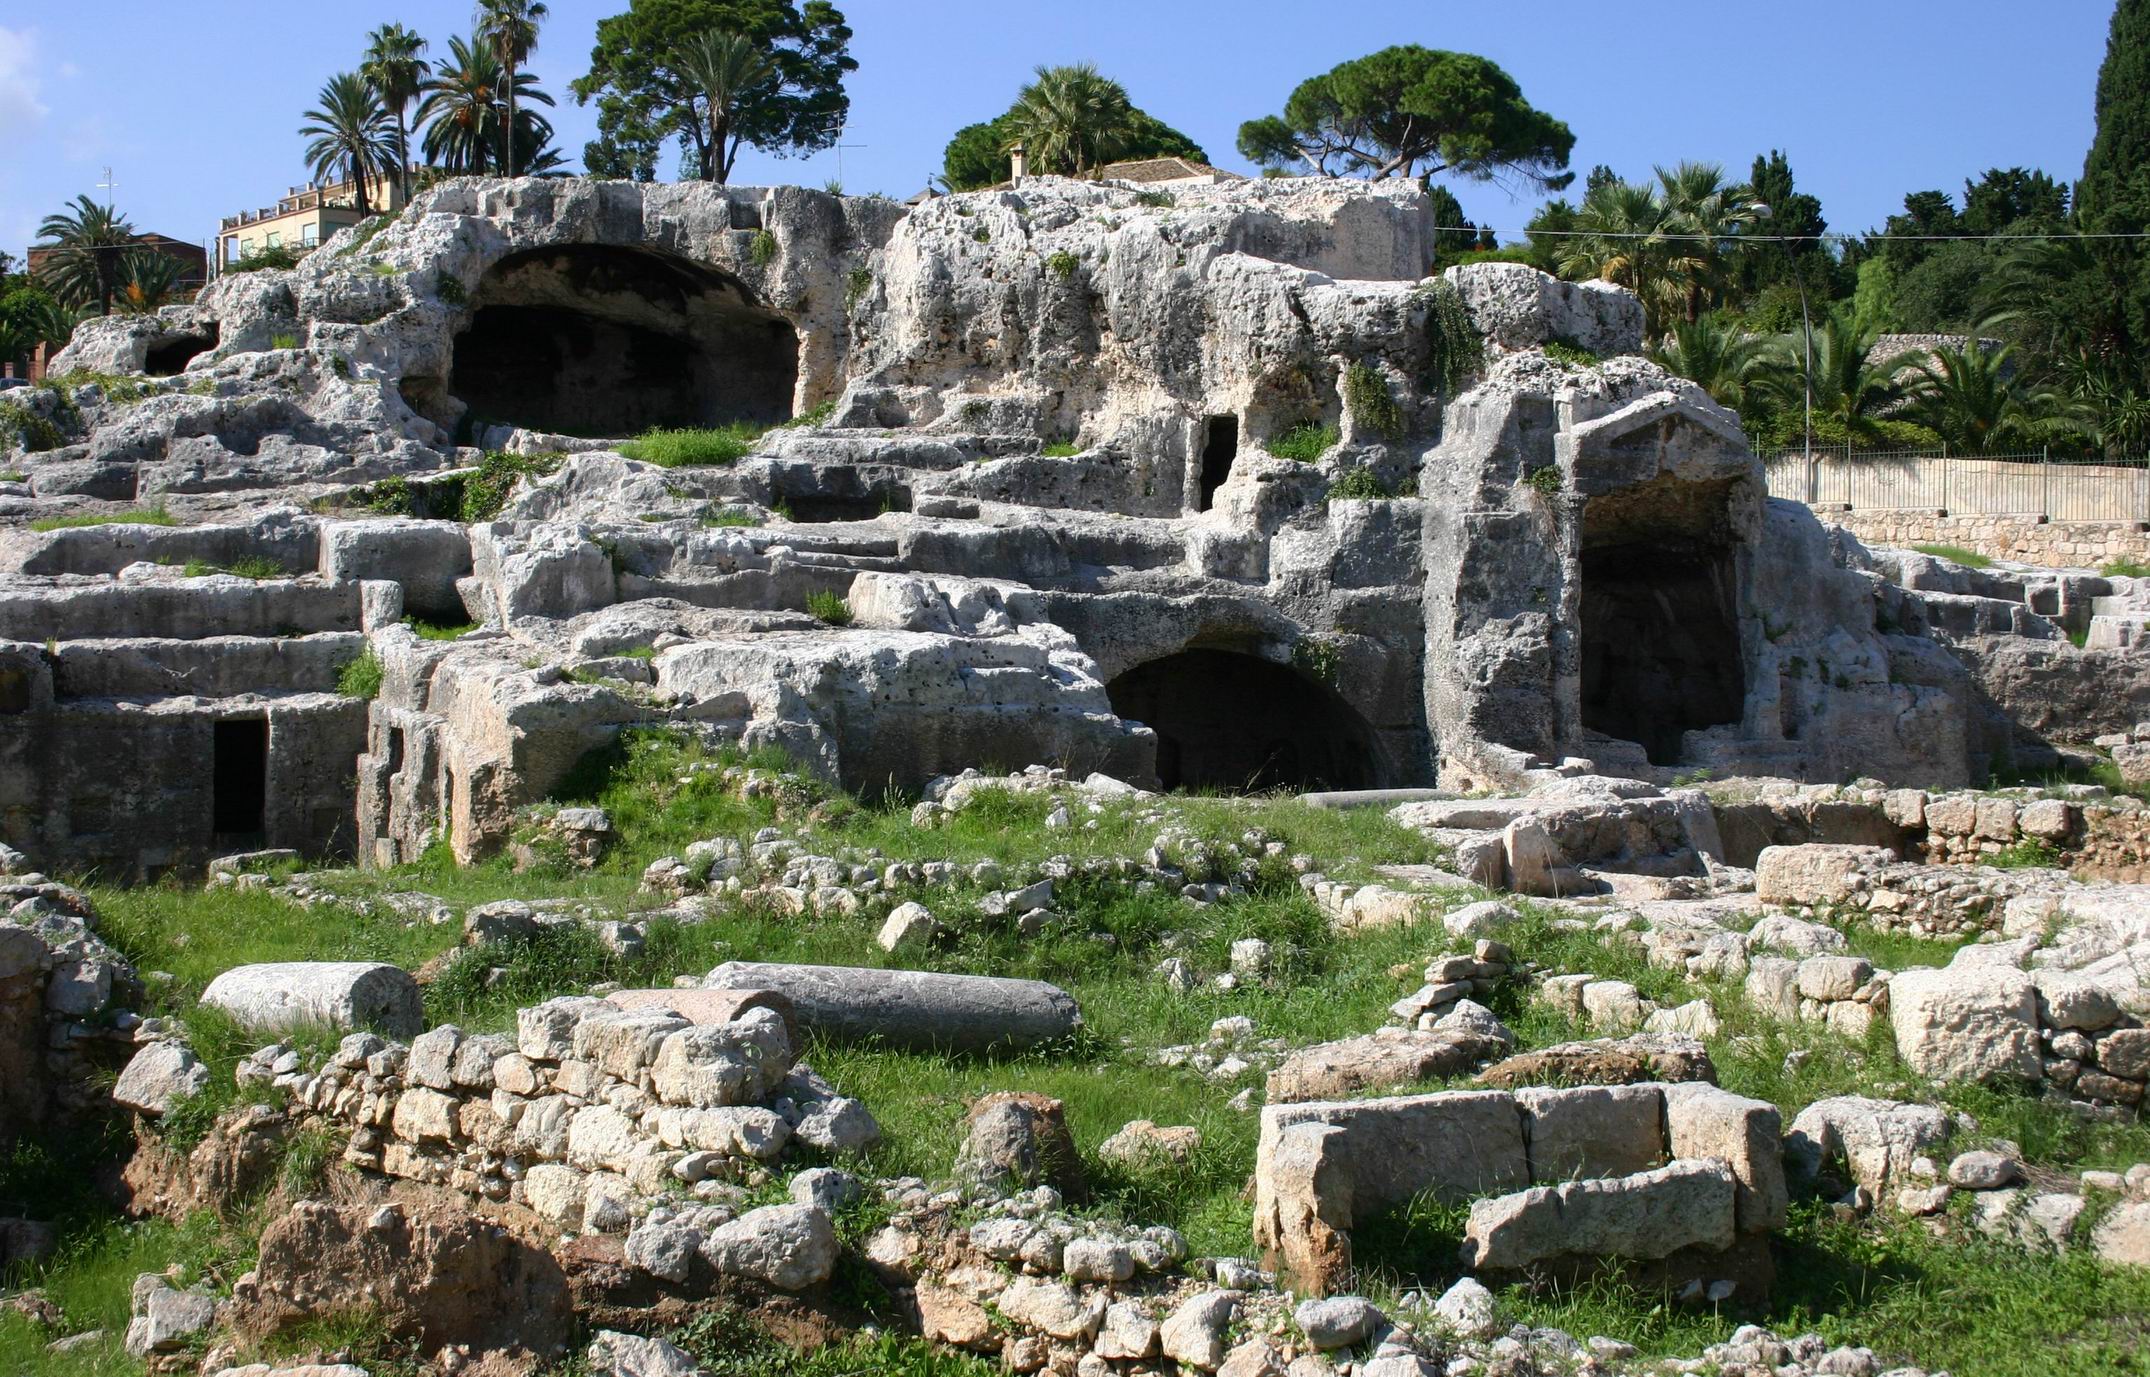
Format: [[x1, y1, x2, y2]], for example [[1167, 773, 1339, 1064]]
[[212, 716, 270, 839], [1578, 477, 1746, 766]]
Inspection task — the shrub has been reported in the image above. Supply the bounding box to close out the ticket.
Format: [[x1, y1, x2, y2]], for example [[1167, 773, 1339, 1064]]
[[1987, 837, 2062, 870], [1344, 363, 1403, 439], [1523, 465, 1563, 498], [1266, 422, 1339, 462], [1328, 468, 1391, 500], [619, 423, 767, 467], [1292, 637, 1341, 685], [0, 401, 63, 452], [1133, 190, 1175, 208], [45, 369, 150, 405], [270, 332, 300, 351], [972, 226, 991, 243], [1913, 543, 1994, 570], [845, 267, 873, 310], [437, 274, 468, 305], [806, 589, 852, 625], [1045, 250, 1080, 280], [1041, 440, 1080, 458], [29, 504, 175, 532], [749, 229, 779, 266], [2103, 558, 2150, 578], [336, 648, 384, 699], [362, 476, 413, 515], [460, 450, 562, 523], [224, 244, 303, 274], [1542, 337, 1599, 369], [1416, 279, 1483, 395]]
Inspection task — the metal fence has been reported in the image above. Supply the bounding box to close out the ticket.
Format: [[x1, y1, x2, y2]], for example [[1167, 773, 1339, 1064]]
[[1762, 447, 2150, 523]]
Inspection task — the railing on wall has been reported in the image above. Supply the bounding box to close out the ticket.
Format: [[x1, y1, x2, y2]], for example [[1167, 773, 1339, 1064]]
[[1762, 447, 2150, 523]]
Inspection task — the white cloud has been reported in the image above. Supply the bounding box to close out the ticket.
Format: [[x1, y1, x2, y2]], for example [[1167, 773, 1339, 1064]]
[[0, 27, 49, 131]]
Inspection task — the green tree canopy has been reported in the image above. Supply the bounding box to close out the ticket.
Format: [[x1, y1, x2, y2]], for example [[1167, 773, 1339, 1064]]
[[34, 196, 138, 317], [940, 89, 1202, 191], [1236, 46, 1573, 189], [299, 72, 397, 215], [2077, 0, 2150, 385], [573, 0, 855, 183]]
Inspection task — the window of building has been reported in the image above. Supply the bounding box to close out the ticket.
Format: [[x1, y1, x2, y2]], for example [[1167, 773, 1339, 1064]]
[[302, 223, 319, 247], [265, 231, 282, 249]]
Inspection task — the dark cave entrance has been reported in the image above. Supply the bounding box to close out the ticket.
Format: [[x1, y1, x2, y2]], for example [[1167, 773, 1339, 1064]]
[[449, 245, 798, 438], [146, 327, 218, 376], [1106, 648, 1377, 792], [1579, 477, 1747, 766], [1198, 415, 1238, 511], [212, 717, 269, 838]]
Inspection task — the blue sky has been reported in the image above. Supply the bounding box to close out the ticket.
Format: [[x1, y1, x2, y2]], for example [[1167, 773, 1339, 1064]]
[[0, 1, 2120, 264]]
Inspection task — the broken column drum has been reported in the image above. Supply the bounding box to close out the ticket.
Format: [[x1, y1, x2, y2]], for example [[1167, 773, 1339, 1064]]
[[702, 961, 1082, 1054]]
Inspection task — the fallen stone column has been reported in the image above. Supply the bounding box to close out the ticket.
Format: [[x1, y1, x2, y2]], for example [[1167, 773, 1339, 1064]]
[[200, 961, 424, 1037], [702, 962, 1080, 1053]]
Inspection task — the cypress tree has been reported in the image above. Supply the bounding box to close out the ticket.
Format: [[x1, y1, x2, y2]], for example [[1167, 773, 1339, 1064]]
[[2079, 0, 2150, 360]]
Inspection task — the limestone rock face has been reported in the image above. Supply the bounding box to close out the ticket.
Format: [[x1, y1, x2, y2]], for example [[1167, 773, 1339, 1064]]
[[697, 1203, 837, 1290]]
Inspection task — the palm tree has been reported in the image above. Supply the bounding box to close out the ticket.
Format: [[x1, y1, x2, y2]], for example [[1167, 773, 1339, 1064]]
[[476, 0, 548, 177], [1653, 161, 1759, 324], [1006, 64, 1136, 177], [1649, 316, 1766, 412], [676, 30, 775, 185], [1901, 344, 2035, 455], [114, 250, 182, 315], [1559, 179, 1673, 319], [300, 73, 397, 216], [418, 34, 555, 175], [362, 24, 431, 202], [33, 196, 138, 316], [1752, 310, 1904, 445]]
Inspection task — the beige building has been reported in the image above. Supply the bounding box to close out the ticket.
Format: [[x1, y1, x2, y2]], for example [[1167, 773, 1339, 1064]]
[[218, 167, 415, 270]]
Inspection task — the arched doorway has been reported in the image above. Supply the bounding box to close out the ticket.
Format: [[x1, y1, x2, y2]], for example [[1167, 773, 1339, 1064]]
[[1106, 649, 1379, 792], [449, 245, 799, 437]]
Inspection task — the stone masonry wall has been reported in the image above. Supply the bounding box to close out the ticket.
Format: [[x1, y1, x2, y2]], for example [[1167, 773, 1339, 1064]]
[[1822, 510, 2150, 570]]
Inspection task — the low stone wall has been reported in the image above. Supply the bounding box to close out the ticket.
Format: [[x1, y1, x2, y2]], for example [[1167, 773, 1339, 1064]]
[[1821, 509, 2150, 570], [1251, 1081, 1785, 1296]]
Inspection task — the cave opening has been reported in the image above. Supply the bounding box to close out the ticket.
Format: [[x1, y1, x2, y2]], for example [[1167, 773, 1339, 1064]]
[[449, 245, 798, 438], [1578, 478, 1746, 766], [146, 327, 218, 376], [1198, 415, 1238, 511], [1106, 648, 1378, 793]]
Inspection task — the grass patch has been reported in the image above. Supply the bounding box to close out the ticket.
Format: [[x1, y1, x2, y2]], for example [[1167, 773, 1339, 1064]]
[[29, 505, 176, 532], [1542, 336, 1601, 369], [619, 423, 767, 468], [0, 401, 64, 452], [183, 556, 286, 580], [1328, 468, 1393, 501], [703, 510, 763, 528], [1265, 422, 1339, 463], [2100, 557, 2149, 578], [460, 450, 561, 523], [1040, 440, 1081, 458], [1913, 543, 1994, 570], [1045, 250, 1080, 280], [806, 589, 853, 625], [335, 648, 383, 700], [406, 617, 478, 641]]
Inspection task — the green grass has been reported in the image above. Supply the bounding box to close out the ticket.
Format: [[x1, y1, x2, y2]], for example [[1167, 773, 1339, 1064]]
[[2100, 557, 2150, 578], [806, 589, 853, 625], [1040, 440, 1081, 458], [619, 423, 768, 467], [183, 556, 286, 580], [1265, 422, 1339, 462], [1328, 468, 1393, 501], [1542, 337, 1601, 369], [703, 510, 763, 528], [1913, 543, 1995, 570], [1344, 362, 1403, 439], [29, 505, 176, 532], [335, 648, 383, 699], [460, 450, 561, 522], [405, 617, 479, 641], [36, 728, 2150, 1377]]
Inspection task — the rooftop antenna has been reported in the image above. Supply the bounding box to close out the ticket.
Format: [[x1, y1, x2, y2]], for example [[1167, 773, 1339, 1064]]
[[97, 167, 120, 207]]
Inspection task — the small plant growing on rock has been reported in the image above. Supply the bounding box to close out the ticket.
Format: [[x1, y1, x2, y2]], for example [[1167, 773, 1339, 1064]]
[[806, 589, 852, 626], [0, 401, 63, 453], [270, 332, 300, 351], [30, 504, 176, 532], [1266, 421, 1339, 462], [1541, 336, 1600, 369], [1045, 250, 1080, 280], [336, 648, 384, 699], [1328, 468, 1391, 501], [749, 229, 779, 266], [363, 476, 414, 515], [972, 226, 991, 244], [1416, 279, 1483, 395], [1041, 440, 1080, 458], [1344, 363, 1403, 440], [460, 450, 563, 522], [438, 273, 468, 305], [845, 267, 873, 310], [1133, 189, 1175, 208], [620, 423, 767, 468], [1523, 465, 1563, 498], [1292, 637, 1342, 685]]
